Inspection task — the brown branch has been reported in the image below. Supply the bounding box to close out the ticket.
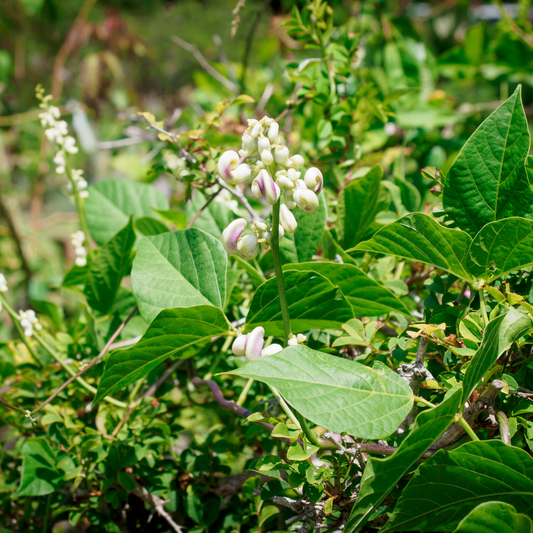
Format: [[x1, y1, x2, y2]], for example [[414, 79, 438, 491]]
[[133, 482, 184, 533], [187, 188, 223, 229], [31, 306, 138, 414], [171, 36, 239, 93]]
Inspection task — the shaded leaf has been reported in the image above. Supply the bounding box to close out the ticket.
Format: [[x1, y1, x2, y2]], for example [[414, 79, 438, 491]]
[[135, 216, 169, 236], [131, 228, 227, 323], [229, 345, 413, 439], [95, 305, 228, 404]]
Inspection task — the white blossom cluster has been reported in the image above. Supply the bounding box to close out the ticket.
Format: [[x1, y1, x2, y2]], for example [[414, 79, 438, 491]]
[[37, 89, 88, 199], [18, 310, 42, 337], [71, 231, 88, 267], [218, 115, 323, 260], [231, 326, 307, 363]]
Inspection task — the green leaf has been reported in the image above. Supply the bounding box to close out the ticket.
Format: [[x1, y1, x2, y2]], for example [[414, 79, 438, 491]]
[[62, 263, 90, 287], [17, 438, 62, 497], [94, 305, 228, 404], [185, 191, 234, 241], [337, 165, 383, 248], [131, 228, 227, 323], [353, 213, 473, 282], [84, 218, 136, 314], [287, 442, 320, 461], [118, 471, 135, 492], [85, 179, 168, 245], [345, 389, 462, 533], [382, 441, 533, 532], [462, 308, 532, 402], [155, 209, 187, 229], [286, 262, 411, 316], [443, 86, 533, 236], [135, 216, 169, 236], [467, 217, 533, 281], [229, 345, 413, 439], [453, 502, 533, 533], [292, 192, 327, 262], [244, 270, 354, 336]]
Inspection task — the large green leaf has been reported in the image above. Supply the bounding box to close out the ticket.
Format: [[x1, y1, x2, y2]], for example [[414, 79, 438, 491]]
[[244, 270, 354, 336], [131, 228, 227, 323], [345, 389, 462, 533], [94, 305, 228, 404], [292, 192, 327, 262], [84, 218, 136, 314], [337, 165, 383, 249], [462, 308, 532, 402], [229, 345, 413, 439], [286, 262, 411, 317], [17, 438, 62, 497], [85, 179, 169, 245], [443, 86, 533, 236], [382, 441, 533, 532], [453, 502, 533, 533], [467, 217, 533, 281], [353, 213, 473, 282]]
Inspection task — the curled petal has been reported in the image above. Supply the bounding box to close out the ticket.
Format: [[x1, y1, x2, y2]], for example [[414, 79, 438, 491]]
[[232, 335, 247, 355], [304, 167, 323, 194], [218, 150, 240, 182], [231, 164, 252, 184], [293, 188, 319, 213], [274, 146, 289, 165], [262, 343, 283, 356], [245, 326, 265, 362], [276, 175, 293, 190], [252, 169, 280, 205], [267, 122, 279, 144], [287, 169, 301, 182], [280, 204, 298, 233], [222, 218, 247, 255], [238, 234, 259, 259], [251, 122, 262, 137]]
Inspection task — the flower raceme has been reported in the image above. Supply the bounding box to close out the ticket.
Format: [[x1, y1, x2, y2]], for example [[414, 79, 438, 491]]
[[217, 115, 323, 258], [18, 310, 42, 338], [232, 326, 283, 362]]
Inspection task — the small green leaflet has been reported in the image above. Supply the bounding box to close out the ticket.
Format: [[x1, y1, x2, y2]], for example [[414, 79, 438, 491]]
[[229, 345, 413, 439], [17, 438, 63, 497], [345, 388, 462, 533], [453, 502, 533, 533], [131, 228, 227, 323], [94, 305, 229, 404], [443, 86, 533, 237], [382, 441, 533, 532]]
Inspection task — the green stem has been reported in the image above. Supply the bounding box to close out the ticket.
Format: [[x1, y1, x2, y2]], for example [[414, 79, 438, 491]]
[[270, 386, 301, 430], [271, 199, 291, 345], [42, 492, 52, 533], [237, 378, 254, 406], [457, 415, 480, 442], [33, 333, 127, 409], [414, 396, 435, 409], [479, 289, 489, 326], [295, 411, 323, 449], [65, 162, 94, 262]]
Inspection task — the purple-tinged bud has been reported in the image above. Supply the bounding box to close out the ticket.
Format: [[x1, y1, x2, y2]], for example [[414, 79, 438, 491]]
[[280, 204, 298, 233], [238, 234, 259, 260], [232, 335, 247, 355], [218, 150, 251, 185], [304, 167, 323, 194], [222, 218, 247, 255], [293, 188, 319, 213], [252, 169, 280, 205], [245, 326, 265, 362]]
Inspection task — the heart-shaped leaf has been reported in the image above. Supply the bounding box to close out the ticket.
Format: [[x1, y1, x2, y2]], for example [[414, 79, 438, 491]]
[[229, 345, 413, 439], [94, 305, 228, 404], [131, 228, 227, 323]]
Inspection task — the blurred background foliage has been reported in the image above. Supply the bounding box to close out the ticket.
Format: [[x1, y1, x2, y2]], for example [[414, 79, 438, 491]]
[[2, 0, 533, 531]]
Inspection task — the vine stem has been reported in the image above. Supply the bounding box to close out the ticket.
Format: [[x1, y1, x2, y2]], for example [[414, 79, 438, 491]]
[[270, 386, 302, 430], [271, 199, 291, 345]]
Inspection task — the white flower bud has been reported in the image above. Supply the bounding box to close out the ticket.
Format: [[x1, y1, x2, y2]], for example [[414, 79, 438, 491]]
[[304, 167, 324, 194], [218, 150, 251, 185], [261, 149, 273, 166], [56, 166, 65, 175], [280, 204, 298, 233], [64, 136, 78, 154], [284, 190, 297, 209], [75, 247, 87, 257], [237, 234, 259, 260], [274, 146, 289, 165], [262, 343, 283, 356], [44, 128, 58, 141], [252, 169, 280, 205], [239, 134, 258, 157], [267, 122, 280, 144], [0, 273, 8, 293], [258, 137, 271, 153], [49, 106, 61, 119], [24, 327, 33, 337], [288, 336, 299, 346], [293, 188, 319, 213], [245, 326, 265, 362], [222, 218, 247, 255], [232, 335, 247, 356], [276, 175, 294, 190], [75, 256, 87, 267], [56, 121, 68, 136], [288, 155, 304, 169], [79, 191, 89, 199], [287, 169, 301, 182], [296, 333, 307, 343], [250, 122, 262, 138]]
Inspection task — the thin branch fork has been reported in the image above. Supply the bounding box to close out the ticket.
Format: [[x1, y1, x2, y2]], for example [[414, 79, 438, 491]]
[[171, 36, 239, 94], [216, 177, 258, 220], [133, 482, 184, 533], [186, 188, 223, 229], [31, 306, 138, 415]]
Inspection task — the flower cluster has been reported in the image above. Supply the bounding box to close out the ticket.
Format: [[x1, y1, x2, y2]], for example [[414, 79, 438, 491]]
[[36, 86, 88, 199], [218, 115, 323, 259], [231, 326, 283, 362], [71, 231, 88, 267], [18, 310, 42, 338]]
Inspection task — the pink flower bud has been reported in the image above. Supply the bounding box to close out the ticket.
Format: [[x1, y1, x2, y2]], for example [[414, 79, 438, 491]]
[[222, 218, 247, 255], [304, 167, 323, 194], [245, 326, 265, 362], [280, 204, 298, 233], [252, 169, 280, 205], [293, 188, 319, 213]]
